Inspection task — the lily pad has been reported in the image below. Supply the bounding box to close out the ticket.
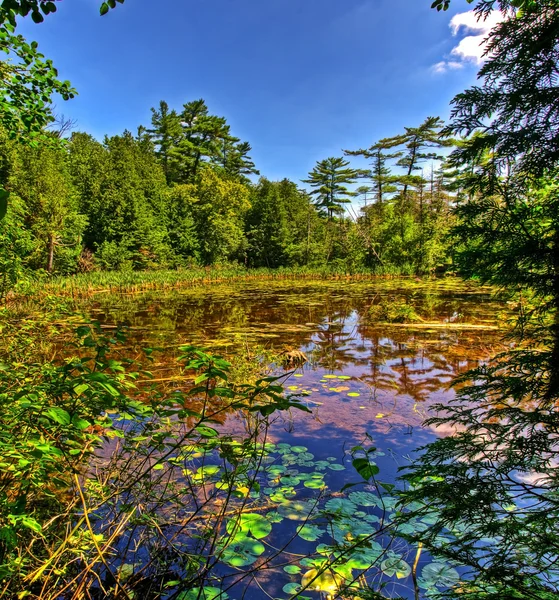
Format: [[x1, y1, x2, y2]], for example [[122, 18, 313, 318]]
[[220, 535, 266, 567], [301, 569, 343, 594], [420, 563, 460, 588], [381, 557, 411, 579], [179, 587, 228, 600], [297, 523, 324, 541], [324, 498, 357, 516], [277, 500, 316, 521], [282, 582, 301, 594], [226, 513, 272, 539], [284, 564, 302, 574], [348, 491, 380, 507], [327, 463, 345, 471]]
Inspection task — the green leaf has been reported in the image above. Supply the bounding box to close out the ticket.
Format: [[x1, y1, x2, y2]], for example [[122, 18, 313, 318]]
[[220, 535, 265, 567], [226, 513, 272, 539], [348, 491, 380, 507], [45, 407, 71, 425], [284, 565, 302, 574], [100, 2, 110, 15], [352, 458, 379, 480], [297, 524, 324, 541], [282, 583, 301, 594], [195, 426, 218, 438], [324, 498, 357, 516], [380, 557, 411, 579], [178, 588, 228, 600], [420, 563, 460, 588], [277, 500, 315, 521]]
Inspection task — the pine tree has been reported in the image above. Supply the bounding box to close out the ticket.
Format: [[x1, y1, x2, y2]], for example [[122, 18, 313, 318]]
[[302, 157, 358, 220]]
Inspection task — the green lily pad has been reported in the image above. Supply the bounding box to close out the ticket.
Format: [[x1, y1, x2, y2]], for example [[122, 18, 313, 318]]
[[226, 513, 271, 539], [297, 523, 324, 541], [220, 535, 266, 567], [284, 564, 302, 574], [304, 478, 326, 489], [420, 563, 460, 588], [277, 500, 316, 521], [178, 587, 229, 600], [282, 582, 301, 594], [324, 498, 357, 515], [381, 557, 411, 579], [345, 542, 384, 569], [327, 463, 345, 471], [348, 491, 380, 507]]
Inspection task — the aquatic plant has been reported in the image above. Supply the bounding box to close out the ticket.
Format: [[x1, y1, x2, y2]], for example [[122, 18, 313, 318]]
[[0, 324, 461, 599]]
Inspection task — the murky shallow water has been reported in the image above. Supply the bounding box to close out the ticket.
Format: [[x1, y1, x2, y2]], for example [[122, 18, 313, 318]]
[[83, 278, 508, 599], [88, 278, 506, 446]]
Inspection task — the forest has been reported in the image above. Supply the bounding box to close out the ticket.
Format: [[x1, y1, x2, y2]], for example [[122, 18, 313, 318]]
[[1, 105, 456, 285], [1, 0, 559, 599]]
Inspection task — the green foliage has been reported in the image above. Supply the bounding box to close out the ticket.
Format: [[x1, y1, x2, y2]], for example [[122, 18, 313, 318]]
[[303, 156, 359, 220], [399, 4, 559, 599]]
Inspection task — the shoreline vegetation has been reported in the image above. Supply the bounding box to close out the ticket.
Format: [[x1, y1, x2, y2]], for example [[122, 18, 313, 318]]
[[17, 266, 475, 298], [1, 0, 558, 598]]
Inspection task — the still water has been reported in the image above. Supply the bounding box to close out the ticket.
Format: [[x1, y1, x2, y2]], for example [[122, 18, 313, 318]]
[[85, 278, 507, 599]]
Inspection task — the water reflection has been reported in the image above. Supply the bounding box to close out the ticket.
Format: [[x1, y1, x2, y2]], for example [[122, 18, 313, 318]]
[[85, 280, 506, 453]]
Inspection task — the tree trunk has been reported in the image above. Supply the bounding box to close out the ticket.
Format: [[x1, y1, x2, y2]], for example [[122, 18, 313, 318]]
[[47, 234, 55, 273]]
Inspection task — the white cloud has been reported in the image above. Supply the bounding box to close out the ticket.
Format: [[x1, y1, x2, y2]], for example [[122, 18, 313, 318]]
[[433, 10, 507, 74]]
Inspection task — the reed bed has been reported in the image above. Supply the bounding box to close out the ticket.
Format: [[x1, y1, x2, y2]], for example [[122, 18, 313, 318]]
[[24, 265, 416, 299]]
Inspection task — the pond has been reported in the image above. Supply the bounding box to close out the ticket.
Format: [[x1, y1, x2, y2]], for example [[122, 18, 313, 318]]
[[82, 278, 508, 600]]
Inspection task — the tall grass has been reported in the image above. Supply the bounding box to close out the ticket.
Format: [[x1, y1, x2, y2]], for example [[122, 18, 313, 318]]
[[24, 264, 418, 298]]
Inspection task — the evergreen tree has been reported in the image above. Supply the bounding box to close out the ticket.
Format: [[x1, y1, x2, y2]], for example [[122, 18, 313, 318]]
[[245, 178, 320, 267], [302, 157, 358, 220], [149, 100, 182, 184], [401, 5, 559, 599]]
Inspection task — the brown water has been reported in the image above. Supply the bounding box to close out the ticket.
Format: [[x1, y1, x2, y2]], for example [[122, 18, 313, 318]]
[[81, 278, 508, 599], [86, 278, 507, 466]]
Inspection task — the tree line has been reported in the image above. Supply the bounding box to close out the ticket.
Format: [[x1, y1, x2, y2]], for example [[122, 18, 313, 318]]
[[0, 99, 459, 282]]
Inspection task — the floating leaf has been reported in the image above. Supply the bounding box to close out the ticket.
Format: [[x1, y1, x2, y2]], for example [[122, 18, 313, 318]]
[[348, 491, 380, 507], [294, 373, 304, 378], [220, 535, 265, 567], [304, 478, 326, 489], [291, 445, 308, 453], [277, 500, 316, 521], [420, 563, 460, 588], [178, 587, 228, 600], [324, 498, 357, 516], [347, 392, 361, 397], [297, 524, 324, 541], [284, 564, 302, 574], [381, 557, 411, 579], [375, 413, 385, 418], [345, 543, 384, 569], [323, 375, 338, 379], [327, 463, 345, 471], [226, 513, 271, 539], [282, 583, 301, 594], [301, 569, 343, 594]]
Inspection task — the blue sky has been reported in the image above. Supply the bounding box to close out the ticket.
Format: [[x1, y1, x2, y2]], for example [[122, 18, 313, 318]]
[[19, 0, 491, 182]]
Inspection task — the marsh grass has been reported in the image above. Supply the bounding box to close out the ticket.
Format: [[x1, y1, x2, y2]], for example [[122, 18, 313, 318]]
[[21, 265, 454, 300]]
